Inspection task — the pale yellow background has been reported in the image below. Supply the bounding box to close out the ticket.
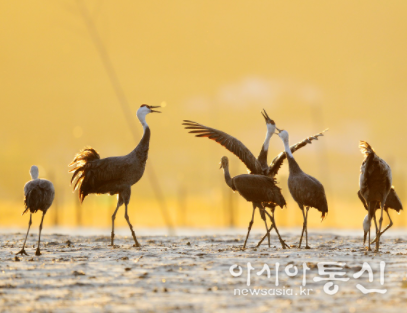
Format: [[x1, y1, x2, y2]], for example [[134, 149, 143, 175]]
[[1, 1, 406, 230]]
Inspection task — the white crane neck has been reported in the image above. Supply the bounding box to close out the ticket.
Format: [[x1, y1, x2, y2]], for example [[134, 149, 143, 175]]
[[283, 137, 294, 158], [138, 113, 149, 129]]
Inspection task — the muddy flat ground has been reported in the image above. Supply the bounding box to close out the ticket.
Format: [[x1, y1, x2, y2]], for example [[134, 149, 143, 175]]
[[1, 229, 406, 313]]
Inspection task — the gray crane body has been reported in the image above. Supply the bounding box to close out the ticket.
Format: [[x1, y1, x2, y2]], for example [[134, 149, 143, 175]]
[[69, 104, 161, 247], [359, 141, 393, 251], [17, 165, 54, 256]]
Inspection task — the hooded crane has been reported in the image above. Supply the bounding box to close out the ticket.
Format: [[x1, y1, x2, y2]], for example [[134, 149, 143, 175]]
[[16, 165, 55, 256], [276, 128, 328, 249], [69, 104, 161, 247], [257, 109, 277, 173], [220, 156, 285, 248], [183, 114, 326, 248], [359, 140, 393, 251], [255, 111, 327, 247], [360, 187, 403, 245], [254, 110, 288, 247]]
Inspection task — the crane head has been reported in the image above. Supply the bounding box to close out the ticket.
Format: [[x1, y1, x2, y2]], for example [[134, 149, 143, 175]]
[[275, 128, 289, 141], [139, 104, 161, 113], [261, 109, 275, 125], [30, 165, 39, 180], [219, 156, 229, 169], [261, 109, 276, 136]]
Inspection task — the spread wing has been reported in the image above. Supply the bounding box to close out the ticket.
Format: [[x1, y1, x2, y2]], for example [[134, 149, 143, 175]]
[[268, 129, 328, 177], [183, 120, 263, 174]]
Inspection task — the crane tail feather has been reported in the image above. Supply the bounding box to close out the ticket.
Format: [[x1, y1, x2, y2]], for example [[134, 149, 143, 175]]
[[321, 212, 327, 222], [69, 147, 100, 203], [359, 141, 375, 156]]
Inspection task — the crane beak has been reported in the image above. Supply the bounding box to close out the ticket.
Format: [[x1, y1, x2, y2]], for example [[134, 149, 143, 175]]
[[275, 127, 282, 134], [219, 163, 223, 169], [261, 109, 275, 125], [149, 105, 161, 113]]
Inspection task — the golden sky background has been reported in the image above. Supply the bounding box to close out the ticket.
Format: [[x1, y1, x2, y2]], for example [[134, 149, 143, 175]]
[[1, 1, 407, 229]]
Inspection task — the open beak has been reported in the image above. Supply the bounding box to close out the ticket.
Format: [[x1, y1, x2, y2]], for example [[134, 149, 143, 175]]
[[275, 127, 282, 134], [261, 109, 274, 125], [150, 105, 161, 113]]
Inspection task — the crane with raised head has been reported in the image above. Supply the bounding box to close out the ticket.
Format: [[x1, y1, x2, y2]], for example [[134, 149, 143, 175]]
[[69, 104, 161, 247]]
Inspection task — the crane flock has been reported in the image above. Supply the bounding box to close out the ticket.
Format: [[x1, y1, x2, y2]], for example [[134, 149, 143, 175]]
[[15, 105, 402, 255]]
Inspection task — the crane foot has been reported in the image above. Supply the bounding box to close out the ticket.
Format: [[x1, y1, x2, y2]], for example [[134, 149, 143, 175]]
[[16, 248, 28, 256], [131, 231, 141, 247], [305, 245, 311, 249], [280, 241, 290, 249], [35, 248, 41, 256]]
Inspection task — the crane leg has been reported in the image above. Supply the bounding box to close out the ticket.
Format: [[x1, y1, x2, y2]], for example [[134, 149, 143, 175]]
[[265, 211, 290, 249], [376, 202, 386, 252], [260, 209, 271, 248], [35, 212, 45, 256], [372, 210, 393, 244], [16, 213, 32, 256], [367, 202, 374, 251], [110, 199, 122, 246], [304, 207, 310, 249], [256, 212, 274, 247], [373, 213, 378, 238], [124, 203, 141, 247], [243, 205, 256, 249], [299, 206, 306, 248]]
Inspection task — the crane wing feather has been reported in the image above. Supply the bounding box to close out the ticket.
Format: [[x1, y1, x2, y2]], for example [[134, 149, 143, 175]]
[[268, 129, 328, 177], [183, 120, 263, 174]]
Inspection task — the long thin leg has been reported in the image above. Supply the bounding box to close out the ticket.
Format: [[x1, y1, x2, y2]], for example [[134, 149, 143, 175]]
[[372, 210, 393, 244], [305, 207, 310, 249], [379, 210, 393, 236], [16, 214, 32, 256], [367, 203, 373, 251], [370, 213, 378, 244], [124, 203, 141, 247], [298, 205, 306, 248], [243, 204, 256, 249], [376, 204, 385, 251], [373, 214, 378, 235], [110, 200, 122, 246], [265, 211, 290, 249], [256, 214, 274, 247], [260, 209, 271, 248], [35, 212, 45, 256]]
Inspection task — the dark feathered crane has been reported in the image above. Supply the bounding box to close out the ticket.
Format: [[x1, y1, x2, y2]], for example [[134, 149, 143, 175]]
[[16, 165, 55, 256], [220, 156, 285, 248], [257, 109, 277, 173], [360, 187, 403, 245], [256, 111, 327, 247], [69, 104, 161, 247], [359, 141, 392, 251], [183, 113, 326, 248], [276, 128, 328, 249]]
